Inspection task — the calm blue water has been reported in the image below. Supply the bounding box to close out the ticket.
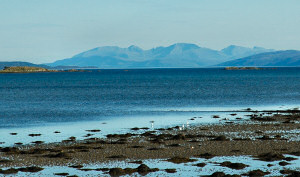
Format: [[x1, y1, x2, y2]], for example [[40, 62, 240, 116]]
[[1, 68, 300, 128]]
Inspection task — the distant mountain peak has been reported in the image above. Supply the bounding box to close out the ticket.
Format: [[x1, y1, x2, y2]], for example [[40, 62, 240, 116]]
[[128, 45, 143, 52], [48, 43, 277, 68], [225, 44, 241, 48], [168, 43, 200, 52], [173, 43, 199, 47], [222, 45, 249, 51]]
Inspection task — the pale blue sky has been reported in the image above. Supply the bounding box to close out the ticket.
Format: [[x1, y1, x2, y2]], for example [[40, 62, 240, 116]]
[[0, 0, 300, 63]]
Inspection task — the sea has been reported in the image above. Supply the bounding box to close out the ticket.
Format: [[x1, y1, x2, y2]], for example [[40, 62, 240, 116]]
[[1, 67, 300, 176], [0, 68, 300, 146]]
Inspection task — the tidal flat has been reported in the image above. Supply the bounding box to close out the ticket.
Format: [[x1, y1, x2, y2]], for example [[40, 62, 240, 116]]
[[0, 109, 299, 176]]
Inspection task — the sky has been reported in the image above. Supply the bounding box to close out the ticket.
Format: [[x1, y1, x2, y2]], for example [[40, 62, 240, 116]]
[[0, 0, 300, 64]]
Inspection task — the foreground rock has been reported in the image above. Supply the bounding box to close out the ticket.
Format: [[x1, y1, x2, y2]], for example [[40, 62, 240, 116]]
[[0, 166, 44, 174], [108, 164, 158, 176]]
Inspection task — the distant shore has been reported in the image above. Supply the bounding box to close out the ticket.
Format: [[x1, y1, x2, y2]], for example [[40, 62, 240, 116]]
[[0, 66, 87, 73]]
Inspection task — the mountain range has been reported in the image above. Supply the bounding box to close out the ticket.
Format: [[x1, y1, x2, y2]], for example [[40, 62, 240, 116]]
[[48, 43, 274, 68], [2, 44, 300, 69]]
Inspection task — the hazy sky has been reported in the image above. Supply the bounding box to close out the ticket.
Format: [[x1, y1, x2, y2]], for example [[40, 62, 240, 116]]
[[0, 0, 300, 63]]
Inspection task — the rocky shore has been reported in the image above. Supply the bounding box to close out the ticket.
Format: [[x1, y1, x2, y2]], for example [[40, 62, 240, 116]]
[[0, 109, 299, 176]]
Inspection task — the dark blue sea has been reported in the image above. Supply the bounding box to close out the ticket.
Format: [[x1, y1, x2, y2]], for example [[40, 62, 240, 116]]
[[1, 68, 300, 128]]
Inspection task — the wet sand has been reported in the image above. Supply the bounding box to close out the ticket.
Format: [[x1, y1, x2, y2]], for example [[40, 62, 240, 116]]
[[1, 110, 299, 169]]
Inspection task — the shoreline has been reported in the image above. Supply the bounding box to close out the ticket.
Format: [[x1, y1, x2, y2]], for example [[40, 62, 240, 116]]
[[1, 110, 299, 175]]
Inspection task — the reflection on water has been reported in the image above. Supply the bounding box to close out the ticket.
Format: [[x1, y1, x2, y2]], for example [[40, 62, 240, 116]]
[[0, 109, 262, 147], [0, 105, 298, 147]]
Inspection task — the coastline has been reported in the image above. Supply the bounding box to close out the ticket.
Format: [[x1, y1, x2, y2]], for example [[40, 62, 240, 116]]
[[1, 109, 299, 176], [0, 66, 90, 74]]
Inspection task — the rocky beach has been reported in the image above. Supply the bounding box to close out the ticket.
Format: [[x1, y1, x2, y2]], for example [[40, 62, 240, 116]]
[[1, 109, 299, 176]]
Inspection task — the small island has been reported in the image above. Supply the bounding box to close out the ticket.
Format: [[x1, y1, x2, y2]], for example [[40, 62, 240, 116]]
[[0, 66, 53, 73], [0, 66, 82, 73], [224, 67, 261, 70]]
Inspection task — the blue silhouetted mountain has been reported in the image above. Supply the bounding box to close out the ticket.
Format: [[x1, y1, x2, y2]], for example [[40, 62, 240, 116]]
[[221, 45, 274, 60], [217, 50, 300, 66], [48, 43, 274, 68]]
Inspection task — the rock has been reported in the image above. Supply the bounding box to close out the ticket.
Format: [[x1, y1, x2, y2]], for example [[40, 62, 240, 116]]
[[284, 157, 298, 161], [131, 127, 140, 131], [106, 155, 126, 159], [83, 133, 93, 137], [246, 169, 270, 176], [140, 127, 149, 130], [220, 161, 248, 170], [172, 134, 186, 140], [28, 134, 41, 137], [69, 165, 83, 169], [78, 168, 93, 171], [137, 164, 151, 173], [165, 169, 177, 173], [147, 147, 163, 151], [95, 168, 110, 171], [167, 143, 181, 147], [31, 141, 44, 144], [18, 166, 44, 172], [69, 136, 76, 140], [109, 168, 125, 176], [123, 168, 137, 175], [0, 168, 19, 174], [213, 135, 229, 141], [85, 129, 101, 132], [130, 145, 144, 148], [0, 147, 20, 154], [195, 163, 206, 167], [196, 153, 215, 159], [256, 152, 285, 161], [279, 161, 290, 166], [136, 164, 158, 175], [257, 135, 272, 140]]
